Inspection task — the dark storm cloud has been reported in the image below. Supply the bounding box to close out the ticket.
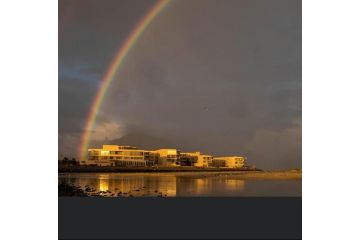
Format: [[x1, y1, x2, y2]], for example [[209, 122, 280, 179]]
[[59, 0, 157, 157], [59, 0, 301, 169]]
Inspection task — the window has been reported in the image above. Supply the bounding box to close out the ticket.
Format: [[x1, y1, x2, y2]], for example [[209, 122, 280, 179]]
[[101, 150, 109, 155]]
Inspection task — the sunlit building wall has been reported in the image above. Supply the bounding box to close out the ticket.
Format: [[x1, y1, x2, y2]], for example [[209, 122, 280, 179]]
[[212, 156, 246, 168], [81, 145, 246, 168], [144, 150, 159, 166], [211, 159, 227, 168], [179, 152, 197, 166], [195, 154, 213, 167], [180, 152, 213, 167], [155, 149, 180, 167], [80, 159, 113, 167], [83, 145, 147, 167]]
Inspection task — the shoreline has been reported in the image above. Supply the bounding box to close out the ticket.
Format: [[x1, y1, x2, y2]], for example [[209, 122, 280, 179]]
[[58, 165, 262, 173], [59, 168, 301, 180]]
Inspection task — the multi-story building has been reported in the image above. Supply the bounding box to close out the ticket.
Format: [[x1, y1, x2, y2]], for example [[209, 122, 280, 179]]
[[179, 152, 197, 166], [81, 145, 246, 168], [155, 149, 181, 167], [144, 150, 160, 166], [211, 156, 246, 168], [195, 153, 213, 167], [83, 145, 148, 167], [180, 152, 213, 167], [211, 158, 227, 168]]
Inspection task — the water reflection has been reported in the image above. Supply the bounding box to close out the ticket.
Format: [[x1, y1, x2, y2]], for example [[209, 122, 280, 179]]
[[59, 173, 301, 197], [99, 177, 109, 192], [176, 177, 245, 196], [224, 179, 245, 191]]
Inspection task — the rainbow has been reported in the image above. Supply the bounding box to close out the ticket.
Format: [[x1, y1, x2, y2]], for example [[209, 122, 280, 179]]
[[78, 0, 171, 160]]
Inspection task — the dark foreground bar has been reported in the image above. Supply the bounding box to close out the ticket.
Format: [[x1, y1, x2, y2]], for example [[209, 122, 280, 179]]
[[59, 197, 301, 239]]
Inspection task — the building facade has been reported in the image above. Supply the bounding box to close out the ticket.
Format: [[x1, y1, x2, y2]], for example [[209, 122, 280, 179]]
[[155, 149, 181, 167], [212, 156, 246, 168], [80, 145, 246, 168], [144, 150, 160, 166], [82, 145, 148, 167], [180, 152, 213, 167]]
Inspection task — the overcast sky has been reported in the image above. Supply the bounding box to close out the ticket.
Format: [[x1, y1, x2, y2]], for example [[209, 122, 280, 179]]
[[59, 0, 301, 169]]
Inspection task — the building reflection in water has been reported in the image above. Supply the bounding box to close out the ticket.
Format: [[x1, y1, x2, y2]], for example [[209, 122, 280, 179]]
[[60, 173, 245, 197], [99, 175, 109, 192], [176, 177, 245, 196], [65, 173, 177, 196], [144, 175, 178, 196], [223, 179, 245, 191]]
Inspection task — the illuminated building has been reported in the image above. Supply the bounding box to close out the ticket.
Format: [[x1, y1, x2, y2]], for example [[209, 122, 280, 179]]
[[155, 149, 181, 167], [144, 150, 160, 166], [179, 152, 197, 166], [81, 145, 149, 167], [211, 158, 226, 167], [180, 152, 213, 167], [212, 156, 246, 168], [80, 145, 246, 168]]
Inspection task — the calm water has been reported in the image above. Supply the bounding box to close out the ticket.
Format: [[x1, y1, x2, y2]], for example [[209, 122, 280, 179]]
[[59, 172, 301, 197]]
